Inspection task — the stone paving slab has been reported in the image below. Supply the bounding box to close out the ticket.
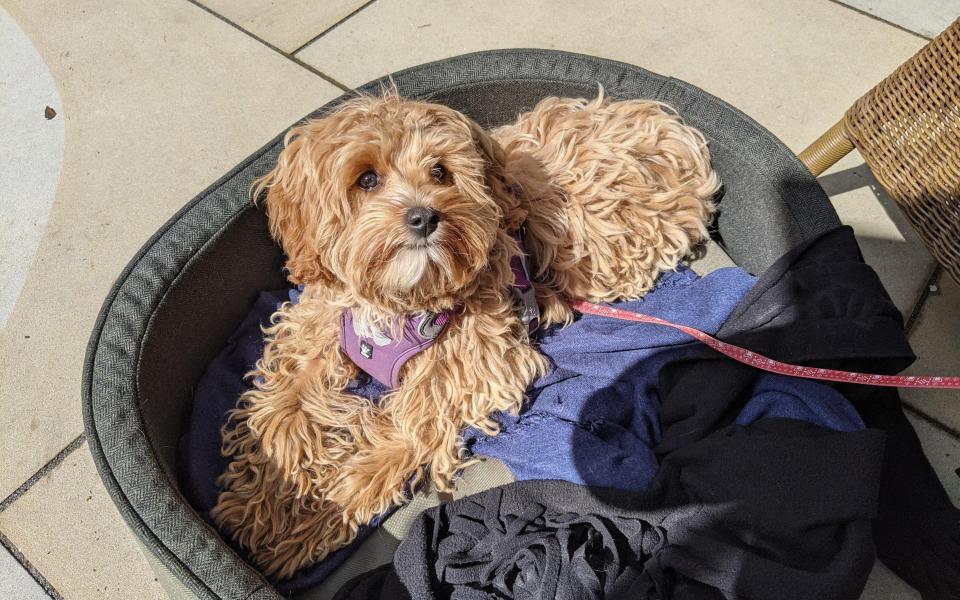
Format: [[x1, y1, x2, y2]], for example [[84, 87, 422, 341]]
[[199, 0, 370, 53], [0, 443, 166, 599], [0, 0, 339, 502], [902, 273, 960, 432], [837, 0, 958, 39], [861, 561, 921, 599], [907, 413, 960, 507], [0, 544, 49, 600], [0, 5, 64, 329], [296, 0, 925, 149]]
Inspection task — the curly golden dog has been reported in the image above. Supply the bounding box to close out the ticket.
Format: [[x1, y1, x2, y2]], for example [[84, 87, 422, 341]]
[[212, 91, 719, 578]]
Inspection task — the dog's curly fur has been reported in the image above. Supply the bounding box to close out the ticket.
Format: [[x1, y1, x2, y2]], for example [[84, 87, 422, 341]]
[[211, 91, 719, 578]]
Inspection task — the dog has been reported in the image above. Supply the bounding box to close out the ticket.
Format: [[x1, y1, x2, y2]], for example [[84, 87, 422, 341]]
[[211, 91, 719, 578]]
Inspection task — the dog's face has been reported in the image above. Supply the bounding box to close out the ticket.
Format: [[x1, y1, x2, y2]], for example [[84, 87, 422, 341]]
[[258, 95, 520, 312]]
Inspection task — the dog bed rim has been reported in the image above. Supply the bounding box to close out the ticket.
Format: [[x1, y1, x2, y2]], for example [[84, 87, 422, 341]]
[[81, 47, 836, 600]]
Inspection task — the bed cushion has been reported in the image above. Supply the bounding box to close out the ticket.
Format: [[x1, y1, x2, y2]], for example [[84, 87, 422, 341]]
[[83, 48, 840, 600]]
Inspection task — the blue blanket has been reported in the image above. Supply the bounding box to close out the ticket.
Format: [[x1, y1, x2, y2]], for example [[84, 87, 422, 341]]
[[179, 265, 863, 593], [466, 266, 862, 492]]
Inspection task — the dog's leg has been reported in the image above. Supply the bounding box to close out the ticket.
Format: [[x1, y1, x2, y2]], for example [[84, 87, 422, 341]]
[[212, 295, 368, 579], [327, 310, 548, 526]]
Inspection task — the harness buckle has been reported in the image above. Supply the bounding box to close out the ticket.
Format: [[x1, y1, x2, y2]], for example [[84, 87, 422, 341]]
[[512, 284, 540, 339]]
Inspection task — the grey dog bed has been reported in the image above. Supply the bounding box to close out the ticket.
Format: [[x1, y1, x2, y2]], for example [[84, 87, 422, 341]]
[[82, 49, 841, 600]]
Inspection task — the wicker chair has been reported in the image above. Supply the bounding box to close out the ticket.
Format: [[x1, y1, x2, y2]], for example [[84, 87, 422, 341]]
[[799, 18, 960, 285]]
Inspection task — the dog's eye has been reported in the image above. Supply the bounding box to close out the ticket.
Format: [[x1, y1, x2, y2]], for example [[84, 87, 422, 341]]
[[357, 170, 379, 191], [430, 164, 447, 182]]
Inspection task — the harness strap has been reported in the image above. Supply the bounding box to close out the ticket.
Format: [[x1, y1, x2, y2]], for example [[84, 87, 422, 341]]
[[341, 233, 540, 388], [509, 237, 540, 335]]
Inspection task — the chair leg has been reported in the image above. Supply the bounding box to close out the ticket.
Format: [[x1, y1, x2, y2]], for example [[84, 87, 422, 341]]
[[798, 119, 855, 176]]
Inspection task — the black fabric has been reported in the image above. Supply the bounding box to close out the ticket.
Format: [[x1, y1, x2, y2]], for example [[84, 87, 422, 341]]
[[334, 225, 920, 600], [716, 225, 913, 371], [335, 426, 882, 600], [656, 225, 914, 458], [667, 226, 960, 599], [847, 386, 960, 600], [659, 227, 960, 600], [80, 49, 853, 600]]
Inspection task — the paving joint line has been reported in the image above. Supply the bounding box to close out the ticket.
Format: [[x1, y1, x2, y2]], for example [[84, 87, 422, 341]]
[[903, 402, 960, 443], [184, 0, 355, 93], [825, 0, 932, 41], [899, 266, 959, 444], [0, 530, 64, 599], [904, 264, 942, 335], [290, 0, 378, 55], [0, 434, 85, 513]]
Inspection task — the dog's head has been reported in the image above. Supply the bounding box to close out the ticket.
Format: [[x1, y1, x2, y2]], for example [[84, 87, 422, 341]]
[[256, 94, 522, 313]]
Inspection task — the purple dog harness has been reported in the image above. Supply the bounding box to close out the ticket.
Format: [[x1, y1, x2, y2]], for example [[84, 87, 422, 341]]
[[340, 238, 540, 388]]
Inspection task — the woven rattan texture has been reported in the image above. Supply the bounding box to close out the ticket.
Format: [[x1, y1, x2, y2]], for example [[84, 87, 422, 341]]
[[798, 120, 855, 176], [844, 18, 960, 284]]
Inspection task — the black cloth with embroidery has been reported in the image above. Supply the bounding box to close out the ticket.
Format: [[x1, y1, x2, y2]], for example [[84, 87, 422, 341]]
[[333, 227, 923, 599]]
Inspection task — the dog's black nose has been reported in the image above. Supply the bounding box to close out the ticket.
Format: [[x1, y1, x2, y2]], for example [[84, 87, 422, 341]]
[[405, 207, 440, 238]]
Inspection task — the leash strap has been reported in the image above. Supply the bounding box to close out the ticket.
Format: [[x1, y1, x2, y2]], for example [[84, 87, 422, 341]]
[[570, 299, 960, 390]]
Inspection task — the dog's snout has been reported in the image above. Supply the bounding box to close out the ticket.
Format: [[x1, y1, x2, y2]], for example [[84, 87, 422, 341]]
[[405, 207, 440, 238]]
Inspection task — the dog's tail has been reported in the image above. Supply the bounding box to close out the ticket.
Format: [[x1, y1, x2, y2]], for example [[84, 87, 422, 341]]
[[493, 92, 719, 307]]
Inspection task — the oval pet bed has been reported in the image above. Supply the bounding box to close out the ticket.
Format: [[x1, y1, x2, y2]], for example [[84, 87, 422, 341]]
[[83, 49, 847, 600]]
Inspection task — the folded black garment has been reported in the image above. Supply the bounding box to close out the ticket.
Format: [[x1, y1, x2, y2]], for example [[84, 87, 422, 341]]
[[659, 227, 960, 598], [335, 425, 882, 600], [335, 227, 906, 599], [657, 225, 913, 459]]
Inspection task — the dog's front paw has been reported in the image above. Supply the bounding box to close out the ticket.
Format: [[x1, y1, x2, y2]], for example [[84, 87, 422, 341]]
[[328, 450, 419, 524], [214, 485, 355, 579]]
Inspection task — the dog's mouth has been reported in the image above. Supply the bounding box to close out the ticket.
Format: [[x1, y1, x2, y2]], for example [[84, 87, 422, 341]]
[[403, 221, 443, 250], [404, 237, 437, 251], [383, 230, 451, 293], [356, 216, 491, 303]]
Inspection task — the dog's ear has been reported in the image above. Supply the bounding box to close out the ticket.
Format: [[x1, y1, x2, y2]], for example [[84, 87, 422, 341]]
[[464, 119, 528, 232], [253, 123, 338, 286]]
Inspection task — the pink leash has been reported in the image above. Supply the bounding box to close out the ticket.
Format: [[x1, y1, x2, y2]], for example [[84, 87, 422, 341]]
[[570, 299, 960, 390]]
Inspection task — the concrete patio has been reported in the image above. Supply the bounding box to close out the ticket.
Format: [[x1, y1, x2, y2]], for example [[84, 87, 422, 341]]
[[0, 1, 957, 598]]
